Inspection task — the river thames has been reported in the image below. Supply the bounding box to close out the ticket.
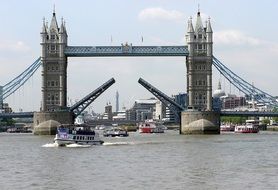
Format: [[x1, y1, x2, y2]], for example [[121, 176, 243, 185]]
[[1, 130, 278, 190]]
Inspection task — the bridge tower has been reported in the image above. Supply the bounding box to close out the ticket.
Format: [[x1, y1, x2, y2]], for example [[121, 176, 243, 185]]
[[41, 10, 68, 111], [181, 11, 220, 134], [33, 11, 73, 135]]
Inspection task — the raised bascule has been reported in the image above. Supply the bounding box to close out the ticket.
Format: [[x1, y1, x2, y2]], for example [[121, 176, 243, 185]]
[[1, 9, 277, 135]]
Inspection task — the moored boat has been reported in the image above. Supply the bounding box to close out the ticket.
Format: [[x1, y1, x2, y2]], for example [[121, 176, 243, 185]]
[[139, 120, 165, 133], [235, 123, 259, 133], [220, 124, 235, 132], [103, 127, 128, 137], [54, 124, 104, 146]]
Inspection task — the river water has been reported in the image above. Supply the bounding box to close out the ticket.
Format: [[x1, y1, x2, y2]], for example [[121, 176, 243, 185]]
[[1, 130, 278, 190]]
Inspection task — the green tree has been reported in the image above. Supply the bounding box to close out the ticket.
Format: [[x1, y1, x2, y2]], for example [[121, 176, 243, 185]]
[[1, 118, 15, 126], [221, 116, 247, 124], [261, 118, 270, 125], [272, 107, 278, 123]]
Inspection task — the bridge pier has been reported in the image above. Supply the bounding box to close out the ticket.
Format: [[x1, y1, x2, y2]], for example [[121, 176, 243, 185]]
[[181, 111, 220, 134], [33, 111, 74, 135]]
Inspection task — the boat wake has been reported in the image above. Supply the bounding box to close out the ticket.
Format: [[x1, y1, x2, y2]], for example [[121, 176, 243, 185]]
[[65, 144, 92, 148], [103, 142, 133, 146], [42, 142, 91, 148], [42, 142, 59, 148]]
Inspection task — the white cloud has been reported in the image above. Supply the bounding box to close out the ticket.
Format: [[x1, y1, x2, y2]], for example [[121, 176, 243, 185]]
[[0, 40, 30, 52], [214, 30, 263, 46], [138, 7, 184, 22]]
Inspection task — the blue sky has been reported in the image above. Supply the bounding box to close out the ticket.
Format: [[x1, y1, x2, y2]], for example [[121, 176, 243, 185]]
[[0, 0, 278, 113]]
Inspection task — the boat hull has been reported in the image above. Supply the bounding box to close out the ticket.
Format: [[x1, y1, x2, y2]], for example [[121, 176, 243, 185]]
[[54, 125, 104, 146], [54, 137, 104, 146], [139, 127, 164, 133], [234, 125, 259, 133], [234, 130, 258, 133]]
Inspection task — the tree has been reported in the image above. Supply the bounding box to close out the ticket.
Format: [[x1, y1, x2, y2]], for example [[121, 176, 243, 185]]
[[261, 118, 270, 125], [221, 116, 247, 124], [272, 107, 278, 123]]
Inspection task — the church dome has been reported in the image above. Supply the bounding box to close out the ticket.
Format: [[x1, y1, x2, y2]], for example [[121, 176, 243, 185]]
[[213, 81, 226, 98]]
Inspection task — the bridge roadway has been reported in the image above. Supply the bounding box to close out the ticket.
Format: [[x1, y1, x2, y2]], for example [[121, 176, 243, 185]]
[[1, 111, 278, 119], [220, 111, 278, 117], [0, 112, 34, 119], [64, 45, 189, 57]]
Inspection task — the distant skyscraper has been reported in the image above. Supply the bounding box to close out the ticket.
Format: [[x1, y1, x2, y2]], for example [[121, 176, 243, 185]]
[[116, 91, 119, 112]]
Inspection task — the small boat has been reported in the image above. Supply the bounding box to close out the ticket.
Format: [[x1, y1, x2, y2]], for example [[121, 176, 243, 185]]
[[54, 124, 104, 146], [235, 123, 259, 133], [220, 124, 235, 132], [103, 127, 129, 137], [139, 120, 165, 133], [7, 126, 32, 133]]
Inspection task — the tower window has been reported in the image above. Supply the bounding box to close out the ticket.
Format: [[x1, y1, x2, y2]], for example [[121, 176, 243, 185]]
[[51, 35, 55, 40], [50, 45, 56, 51], [198, 34, 202, 39]]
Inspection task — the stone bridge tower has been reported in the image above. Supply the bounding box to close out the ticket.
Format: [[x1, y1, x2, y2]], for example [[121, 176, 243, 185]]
[[181, 11, 220, 134], [40, 10, 68, 111], [34, 11, 73, 135], [186, 11, 212, 111]]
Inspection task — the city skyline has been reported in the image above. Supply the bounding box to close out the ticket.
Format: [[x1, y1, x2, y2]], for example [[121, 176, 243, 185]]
[[0, 0, 278, 113]]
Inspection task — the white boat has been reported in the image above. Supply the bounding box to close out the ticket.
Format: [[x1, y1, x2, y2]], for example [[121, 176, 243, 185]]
[[54, 124, 104, 146], [103, 127, 129, 137], [139, 120, 165, 133], [74, 115, 85, 125], [235, 122, 259, 133], [220, 124, 235, 132]]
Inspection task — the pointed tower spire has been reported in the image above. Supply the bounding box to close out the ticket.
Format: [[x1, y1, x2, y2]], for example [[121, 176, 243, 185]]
[[60, 17, 64, 33], [63, 20, 67, 35], [206, 17, 213, 33], [195, 9, 204, 33], [53, 4, 56, 16], [41, 17, 47, 33], [49, 6, 59, 32], [217, 80, 222, 90], [187, 16, 194, 33]]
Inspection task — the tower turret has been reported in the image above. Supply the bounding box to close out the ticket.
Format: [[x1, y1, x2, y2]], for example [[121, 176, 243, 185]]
[[206, 18, 213, 56], [186, 17, 195, 57]]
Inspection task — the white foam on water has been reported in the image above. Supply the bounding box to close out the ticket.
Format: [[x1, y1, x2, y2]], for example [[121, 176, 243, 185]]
[[65, 143, 92, 148], [42, 142, 59, 148], [103, 142, 132, 146]]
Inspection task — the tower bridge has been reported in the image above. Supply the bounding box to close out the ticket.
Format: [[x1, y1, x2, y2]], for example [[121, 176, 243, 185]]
[[35, 10, 217, 135], [1, 10, 277, 134]]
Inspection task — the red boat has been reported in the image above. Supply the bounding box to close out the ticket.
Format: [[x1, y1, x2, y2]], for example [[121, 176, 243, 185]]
[[234, 124, 259, 133], [139, 120, 165, 133], [235, 120, 259, 133]]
